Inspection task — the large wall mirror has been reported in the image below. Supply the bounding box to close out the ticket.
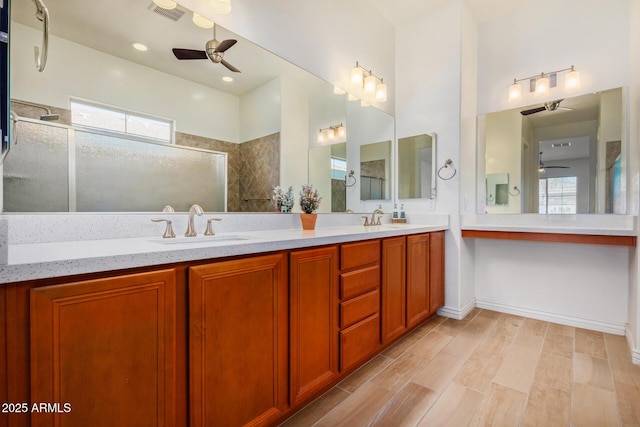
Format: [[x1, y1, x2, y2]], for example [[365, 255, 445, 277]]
[[479, 87, 626, 214], [5, 0, 394, 213], [398, 133, 436, 199]]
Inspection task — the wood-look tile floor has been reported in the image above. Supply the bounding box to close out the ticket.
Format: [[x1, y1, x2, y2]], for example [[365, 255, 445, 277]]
[[280, 309, 640, 427]]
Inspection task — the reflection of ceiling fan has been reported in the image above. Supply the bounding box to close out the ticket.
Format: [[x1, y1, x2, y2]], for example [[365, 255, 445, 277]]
[[172, 24, 241, 73], [538, 151, 570, 174], [521, 99, 573, 116]]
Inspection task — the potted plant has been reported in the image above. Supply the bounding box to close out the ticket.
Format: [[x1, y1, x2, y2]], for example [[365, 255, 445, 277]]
[[273, 185, 295, 212], [299, 184, 321, 230]]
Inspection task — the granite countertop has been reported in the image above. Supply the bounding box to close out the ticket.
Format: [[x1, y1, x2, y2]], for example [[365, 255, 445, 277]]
[[0, 223, 447, 284]]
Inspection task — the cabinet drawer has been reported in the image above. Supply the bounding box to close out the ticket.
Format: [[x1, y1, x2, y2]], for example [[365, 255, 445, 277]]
[[340, 289, 379, 328], [341, 240, 380, 270], [340, 265, 380, 299], [340, 313, 381, 371]]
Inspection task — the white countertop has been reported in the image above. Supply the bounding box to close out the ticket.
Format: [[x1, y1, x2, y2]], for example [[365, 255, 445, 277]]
[[0, 223, 447, 284], [461, 214, 637, 236]]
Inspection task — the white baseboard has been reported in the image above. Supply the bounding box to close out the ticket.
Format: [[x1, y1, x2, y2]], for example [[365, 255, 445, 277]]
[[475, 299, 626, 336], [626, 325, 640, 365], [437, 299, 476, 320]]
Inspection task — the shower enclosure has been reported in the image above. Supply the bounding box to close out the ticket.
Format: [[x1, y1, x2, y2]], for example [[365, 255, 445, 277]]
[[3, 118, 227, 212]]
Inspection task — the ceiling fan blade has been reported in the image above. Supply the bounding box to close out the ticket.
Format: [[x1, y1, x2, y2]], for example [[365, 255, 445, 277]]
[[520, 106, 547, 116], [172, 48, 207, 60], [220, 59, 241, 73], [215, 39, 237, 53]]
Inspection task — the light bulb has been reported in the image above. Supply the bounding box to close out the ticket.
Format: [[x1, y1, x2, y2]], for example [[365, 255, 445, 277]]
[[535, 75, 550, 96], [337, 125, 346, 138], [327, 128, 335, 140], [364, 75, 376, 93], [351, 66, 363, 86], [565, 69, 581, 90], [508, 81, 522, 102], [375, 82, 387, 102], [192, 13, 214, 28], [317, 130, 324, 143], [153, 0, 177, 9]]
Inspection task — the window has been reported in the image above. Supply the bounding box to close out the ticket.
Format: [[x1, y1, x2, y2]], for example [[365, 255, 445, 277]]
[[70, 99, 174, 143], [331, 157, 347, 180], [539, 176, 577, 214]]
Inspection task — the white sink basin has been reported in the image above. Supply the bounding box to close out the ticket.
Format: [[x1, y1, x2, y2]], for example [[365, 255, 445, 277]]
[[149, 235, 253, 245]]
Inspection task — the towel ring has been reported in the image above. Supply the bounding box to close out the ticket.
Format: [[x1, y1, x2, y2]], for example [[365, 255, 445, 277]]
[[437, 159, 457, 181], [509, 186, 521, 196], [343, 170, 357, 187]]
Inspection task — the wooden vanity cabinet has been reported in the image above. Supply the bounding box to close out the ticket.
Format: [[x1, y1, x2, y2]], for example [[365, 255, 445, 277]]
[[338, 240, 381, 372], [189, 253, 288, 427], [29, 269, 178, 427], [429, 231, 445, 315], [407, 233, 431, 328], [289, 247, 339, 407], [381, 236, 407, 344]]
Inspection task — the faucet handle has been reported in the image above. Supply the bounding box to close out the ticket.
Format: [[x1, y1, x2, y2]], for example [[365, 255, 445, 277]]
[[152, 218, 176, 238], [162, 205, 175, 213], [204, 218, 222, 236], [361, 216, 370, 226]]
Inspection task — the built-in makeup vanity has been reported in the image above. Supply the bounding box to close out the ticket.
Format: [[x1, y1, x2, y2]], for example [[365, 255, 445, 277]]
[[0, 214, 448, 426]]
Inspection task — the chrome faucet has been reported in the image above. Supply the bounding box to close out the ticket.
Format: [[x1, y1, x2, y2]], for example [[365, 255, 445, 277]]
[[185, 204, 204, 237], [369, 208, 384, 226]]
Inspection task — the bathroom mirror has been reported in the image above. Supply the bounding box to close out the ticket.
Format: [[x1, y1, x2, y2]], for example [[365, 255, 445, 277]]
[[360, 140, 391, 201], [5, 0, 394, 213], [479, 87, 626, 214], [397, 133, 436, 199], [486, 173, 509, 206]]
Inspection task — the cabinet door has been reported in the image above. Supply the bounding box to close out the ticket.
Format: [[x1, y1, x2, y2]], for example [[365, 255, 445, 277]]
[[189, 254, 288, 427], [429, 231, 445, 314], [406, 233, 430, 328], [289, 246, 339, 407], [381, 237, 407, 344], [30, 269, 177, 427]]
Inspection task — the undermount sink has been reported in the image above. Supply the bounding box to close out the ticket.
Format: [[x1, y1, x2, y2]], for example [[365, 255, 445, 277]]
[[149, 235, 253, 245]]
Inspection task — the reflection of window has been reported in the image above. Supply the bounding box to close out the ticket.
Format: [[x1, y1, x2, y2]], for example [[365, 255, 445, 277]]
[[331, 157, 347, 180], [70, 98, 174, 143], [539, 176, 577, 214]]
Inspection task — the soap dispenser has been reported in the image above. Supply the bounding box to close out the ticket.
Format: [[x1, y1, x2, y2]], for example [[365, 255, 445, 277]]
[[392, 203, 399, 219], [400, 203, 406, 219]]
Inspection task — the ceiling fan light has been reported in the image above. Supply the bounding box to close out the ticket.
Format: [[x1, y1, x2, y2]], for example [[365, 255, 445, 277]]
[[565, 69, 581, 90], [364, 75, 376, 93], [152, 0, 177, 10], [375, 82, 387, 102], [351, 66, 363, 86], [508, 81, 522, 102], [210, 0, 232, 14], [535, 76, 550, 96], [192, 12, 214, 29]]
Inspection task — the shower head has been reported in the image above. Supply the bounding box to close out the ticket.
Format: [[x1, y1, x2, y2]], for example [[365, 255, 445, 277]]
[[39, 113, 60, 121]]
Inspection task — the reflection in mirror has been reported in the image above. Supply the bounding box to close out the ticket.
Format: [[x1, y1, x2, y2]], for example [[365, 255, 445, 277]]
[[360, 140, 391, 201], [308, 142, 348, 212], [398, 133, 436, 199], [486, 173, 509, 206], [5, 0, 395, 213], [480, 87, 626, 214]]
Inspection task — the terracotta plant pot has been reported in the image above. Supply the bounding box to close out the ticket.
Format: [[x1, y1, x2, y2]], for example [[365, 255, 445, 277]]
[[300, 213, 317, 230]]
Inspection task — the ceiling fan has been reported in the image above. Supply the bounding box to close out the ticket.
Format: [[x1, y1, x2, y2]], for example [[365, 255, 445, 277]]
[[521, 99, 573, 116], [172, 23, 241, 73], [538, 151, 570, 174]]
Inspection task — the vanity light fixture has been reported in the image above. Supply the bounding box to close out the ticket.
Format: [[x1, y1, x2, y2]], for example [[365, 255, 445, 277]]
[[508, 65, 581, 102], [192, 12, 214, 28], [350, 61, 387, 102], [317, 123, 346, 144], [152, 0, 177, 10]]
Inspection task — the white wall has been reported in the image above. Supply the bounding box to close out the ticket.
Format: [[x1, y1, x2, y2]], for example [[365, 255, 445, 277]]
[[11, 23, 240, 142], [239, 77, 281, 143], [472, 0, 634, 334]]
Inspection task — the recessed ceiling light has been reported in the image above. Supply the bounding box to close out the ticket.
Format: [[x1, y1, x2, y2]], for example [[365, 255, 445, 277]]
[[132, 42, 148, 52], [222, 76, 233, 82]]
